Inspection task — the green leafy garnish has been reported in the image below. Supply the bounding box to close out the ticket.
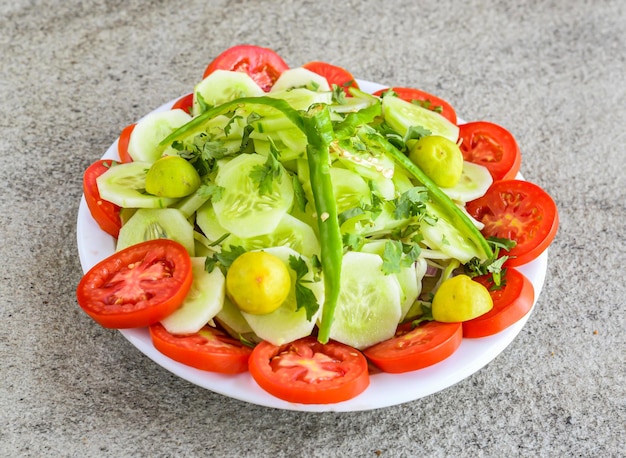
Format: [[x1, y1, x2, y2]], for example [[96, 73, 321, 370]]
[[249, 140, 283, 195], [288, 255, 320, 321], [205, 245, 246, 274]]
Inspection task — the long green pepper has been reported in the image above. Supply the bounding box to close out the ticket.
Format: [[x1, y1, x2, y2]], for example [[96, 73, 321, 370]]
[[302, 104, 342, 344]]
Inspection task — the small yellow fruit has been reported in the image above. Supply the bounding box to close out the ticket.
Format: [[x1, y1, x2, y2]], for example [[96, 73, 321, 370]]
[[145, 155, 201, 198], [409, 135, 464, 188], [226, 251, 292, 315], [432, 274, 493, 322]]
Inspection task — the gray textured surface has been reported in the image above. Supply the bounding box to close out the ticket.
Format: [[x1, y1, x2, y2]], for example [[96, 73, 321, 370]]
[[1, 0, 624, 456]]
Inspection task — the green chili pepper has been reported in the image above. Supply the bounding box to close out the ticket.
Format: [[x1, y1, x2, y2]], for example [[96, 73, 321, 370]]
[[302, 104, 343, 344], [357, 128, 494, 261]]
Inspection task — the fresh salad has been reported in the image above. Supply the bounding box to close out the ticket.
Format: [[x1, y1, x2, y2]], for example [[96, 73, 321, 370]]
[[77, 45, 559, 405]]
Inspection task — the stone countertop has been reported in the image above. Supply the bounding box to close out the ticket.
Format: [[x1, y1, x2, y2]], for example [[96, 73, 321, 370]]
[[1, 0, 624, 456]]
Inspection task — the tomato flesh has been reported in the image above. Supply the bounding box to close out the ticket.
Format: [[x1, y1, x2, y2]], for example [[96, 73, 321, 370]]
[[248, 336, 369, 404], [203, 44, 289, 92], [302, 61, 359, 93], [83, 159, 122, 238], [373, 87, 457, 124], [171, 92, 194, 114], [363, 321, 462, 373], [117, 123, 135, 163], [463, 268, 534, 338], [466, 179, 559, 266], [150, 323, 252, 374], [458, 121, 521, 181], [76, 239, 193, 328]]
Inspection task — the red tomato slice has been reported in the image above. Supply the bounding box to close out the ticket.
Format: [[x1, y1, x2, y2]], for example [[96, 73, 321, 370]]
[[372, 87, 457, 124], [458, 121, 521, 181], [463, 268, 534, 338], [363, 321, 462, 373], [149, 323, 252, 374], [203, 44, 289, 92], [117, 123, 135, 163], [172, 92, 194, 114], [466, 179, 559, 266], [248, 337, 370, 404], [76, 239, 193, 329], [83, 159, 122, 238], [301, 61, 359, 93]]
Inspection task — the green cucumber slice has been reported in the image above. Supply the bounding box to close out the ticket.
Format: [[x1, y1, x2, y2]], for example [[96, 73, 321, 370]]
[[192, 69, 264, 116], [298, 162, 372, 215], [270, 67, 331, 92], [266, 87, 333, 111], [116, 208, 195, 255], [360, 240, 421, 319], [328, 251, 402, 349], [128, 109, 192, 163], [420, 200, 481, 263], [195, 200, 229, 243], [240, 247, 324, 346], [96, 162, 178, 209], [214, 296, 258, 342], [223, 213, 321, 258], [382, 93, 459, 143], [213, 153, 294, 238], [440, 161, 493, 203], [160, 258, 225, 334]]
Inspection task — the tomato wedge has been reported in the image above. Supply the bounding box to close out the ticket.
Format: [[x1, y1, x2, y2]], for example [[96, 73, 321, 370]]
[[149, 323, 252, 374], [83, 159, 122, 238], [372, 86, 457, 124], [463, 268, 534, 338], [363, 321, 462, 373], [76, 239, 193, 329], [203, 44, 289, 92], [248, 336, 369, 404], [117, 123, 135, 163], [171, 92, 194, 114], [466, 179, 559, 266], [302, 61, 359, 93], [458, 121, 521, 181]]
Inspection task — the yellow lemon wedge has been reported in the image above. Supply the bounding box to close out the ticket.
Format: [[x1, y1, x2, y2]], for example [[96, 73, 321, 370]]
[[226, 251, 291, 315], [145, 155, 201, 198], [432, 274, 493, 322]]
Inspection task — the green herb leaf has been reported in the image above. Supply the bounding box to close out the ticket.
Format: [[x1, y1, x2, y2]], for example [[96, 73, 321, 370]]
[[249, 141, 283, 195], [288, 255, 320, 321]]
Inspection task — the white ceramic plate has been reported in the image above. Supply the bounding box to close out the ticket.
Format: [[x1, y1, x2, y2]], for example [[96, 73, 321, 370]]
[[76, 80, 547, 412]]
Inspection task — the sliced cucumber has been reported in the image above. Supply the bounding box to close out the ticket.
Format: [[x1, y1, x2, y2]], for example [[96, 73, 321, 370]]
[[382, 93, 459, 143], [171, 187, 211, 219], [240, 247, 324, 345], [440, 161, 493, 203], [223, 213, 321, 258], [128, 109, 192, 163], [360, 240, 420, 319], [214, 296, 258, 342], [420, 200, 480, 263], [266, 87, 333, 111], [96, 161, 178, 209], [192, 69, 264, 116], [213, 153, 294, 238], [298, 162, 371, 215], [270, 67, 331, 92], [329, 251, 402, 349], [116, 208, 195, 255], [160, 258, 225, 334], [195, 200, 229, 242]]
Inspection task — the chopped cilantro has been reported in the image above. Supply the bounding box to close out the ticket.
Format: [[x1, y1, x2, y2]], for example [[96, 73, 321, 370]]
[[288, 255, 320, 321]]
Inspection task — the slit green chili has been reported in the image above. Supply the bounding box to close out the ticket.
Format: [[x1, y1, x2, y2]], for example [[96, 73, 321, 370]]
[[302, 104, 342, 344]]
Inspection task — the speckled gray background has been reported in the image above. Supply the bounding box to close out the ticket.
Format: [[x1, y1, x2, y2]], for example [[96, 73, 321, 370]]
[[1, 0, 624, 456]]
